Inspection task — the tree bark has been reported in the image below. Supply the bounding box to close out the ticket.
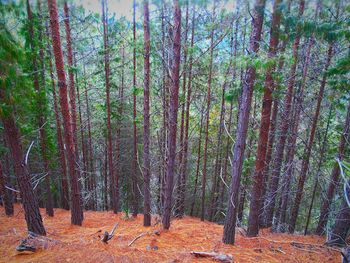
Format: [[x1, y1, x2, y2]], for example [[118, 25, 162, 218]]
[[102, 0, 118, 213], [246, 0, 282, 237], [222, 0, 266, 245], [46, 23, 69, 210], [48, 0, 83, 225], [0, 90, 46, 235], [143, 0, 151, 227], [131, 0, 139, 218], [175, 1, 189, 218], [262, 0, 305, 228], [162, 0, 181, 230]]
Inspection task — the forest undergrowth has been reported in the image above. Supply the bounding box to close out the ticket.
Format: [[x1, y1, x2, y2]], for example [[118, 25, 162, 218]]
[[0, 205, 341, 263]]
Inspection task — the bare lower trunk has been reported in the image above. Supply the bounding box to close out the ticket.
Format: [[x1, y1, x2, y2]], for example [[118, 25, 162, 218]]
[[263, 0, 305, 228], [143, 0, 151, 227], [48, 0, 83, 225], [162, 0, 181, 230], [246, 0, 282, 237], [223, 0, 266, 245]]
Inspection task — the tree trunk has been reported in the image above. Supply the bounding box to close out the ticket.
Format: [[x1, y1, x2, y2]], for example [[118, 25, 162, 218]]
[[201, 3, 216, 222], [46, 23, 69, 210], [0, 91, 46, 235], [262, 0, 305, 228], [131, 0, 139, 218], [316, 100, 350, 234], [102, 0, 118, 213], [143, 0, 151, 227], [175, 1, 189, 218], [222, 0, 266, 245], [288, 39, 329, 233], [246, 0, 282, 237], [26, 0, 54, 217], [48, 0, 83, 225], [162, 0, 181, 230], [304, 106, 333, 235]]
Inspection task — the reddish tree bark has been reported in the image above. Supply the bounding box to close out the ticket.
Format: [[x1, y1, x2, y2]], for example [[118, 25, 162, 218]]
[[64, 2, 79, 152], [246, 0, 282, 237], [46, 22, 70, 210], [143, 0, 151, 227], [223, 0, 266, 245], [131, 0, 139, 217], [0, 91, 46, 235], [263, 0, 305, 228], [102, 0, 118, 213], [162, 0, 181, 230], [48, 0, 83, 225], [316, 100, 350, 234]]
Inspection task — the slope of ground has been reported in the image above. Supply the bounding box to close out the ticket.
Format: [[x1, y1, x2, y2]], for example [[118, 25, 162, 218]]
[[0, 205, 341, 262]]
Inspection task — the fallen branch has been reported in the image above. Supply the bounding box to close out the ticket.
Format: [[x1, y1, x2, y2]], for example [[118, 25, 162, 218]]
[[246, 236, 341, 253], [101, 223, 118, 243], [191, 251, 233, 262], [128, 232, 149, 247]]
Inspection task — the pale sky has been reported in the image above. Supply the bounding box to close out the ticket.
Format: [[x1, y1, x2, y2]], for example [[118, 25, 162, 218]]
[[74, 0, 237, 21]]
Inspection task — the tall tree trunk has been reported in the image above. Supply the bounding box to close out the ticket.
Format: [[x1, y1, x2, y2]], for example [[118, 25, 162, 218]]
[[143, 0, 151, 227], [304, 106, 333, 235], [26, 0, 54, 217], [222, 0, 266, 245], [316, 100, 350, 234], [175, 1, 189, 218], [246, 0, 282, 237], [217, 2, 241, 216], [201, 3, 215, 221], [0, 91, 46, 235], [48, 0, 83, 225], [46, 22, 69, 210], [64, 2, 79, 153], [131, 0, 139, 218], [288, 39, 329, 233], [162, 0, 181, 230], [102, 0, 118, 213], [263, 0, 305, 228], [276, 88, 303, 231]]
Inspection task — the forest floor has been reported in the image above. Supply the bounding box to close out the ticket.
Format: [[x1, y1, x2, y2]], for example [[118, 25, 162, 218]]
[[0, 204, 341, 262]]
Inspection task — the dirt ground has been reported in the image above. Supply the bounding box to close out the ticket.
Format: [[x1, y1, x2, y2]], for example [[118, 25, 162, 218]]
[[0, 204, 341, 262]]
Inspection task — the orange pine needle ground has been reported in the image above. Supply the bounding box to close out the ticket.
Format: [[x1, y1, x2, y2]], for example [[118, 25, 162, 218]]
[[0, 204, 341, 262]]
